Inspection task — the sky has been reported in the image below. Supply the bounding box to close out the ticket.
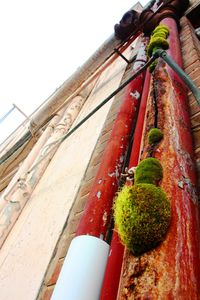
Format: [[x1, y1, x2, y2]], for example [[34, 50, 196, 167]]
[[0, 0, 148, 144]]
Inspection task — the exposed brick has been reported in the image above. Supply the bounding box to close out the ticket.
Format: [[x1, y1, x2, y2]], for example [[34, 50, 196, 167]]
[[196, 158, 200, 190], [191, 112, 200, 129], [192, 127, 200, 149], [46, 259, 64, 286], [109, 102, 121, 114], [195, 147, 200, 159], [190, 102, 200, 117], [181, 26, 191, 34], [180, 29, 192, 43], [67, 211, 84, 234], [180, 34, 192, 45], [188, 92, 196, 103], [98, 131, 111, 145], [187, 67, 200, 81], [41, 286, 54, 300], [79, 180, 93, 196], [183, 52, 199, 68], [181, 15, 200, 191], [184, 60, 200, 75], [84, 164, 99, 181], [182, 42, 196, 54], [72, 193, 89, 214], [90, 151, 104, 167], [101, 121, 114, 135], [95, 140, 108, 154], [193, 75, 200, 87], [59, 233, 75, 259], [105, 111, 118, 123]]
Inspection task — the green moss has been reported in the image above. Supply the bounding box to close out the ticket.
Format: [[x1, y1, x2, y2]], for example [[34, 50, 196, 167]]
[[147, 37, 169, 57], [147, 24, 169, 72], [135, 158, 163, 185], [152, 25, 169, 36], [114, 184, 171, 255], [149, 60, 158, 73], [148, 128, 164, 145]]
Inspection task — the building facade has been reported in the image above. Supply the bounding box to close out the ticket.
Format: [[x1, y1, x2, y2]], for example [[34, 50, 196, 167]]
[[0, 1, 199, 299]]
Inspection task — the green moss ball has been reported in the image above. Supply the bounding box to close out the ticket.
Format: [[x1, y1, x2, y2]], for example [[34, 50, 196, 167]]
[[114, 184, 171, 255], [148, 128, 164, 145], [135, 158, 163, 185]]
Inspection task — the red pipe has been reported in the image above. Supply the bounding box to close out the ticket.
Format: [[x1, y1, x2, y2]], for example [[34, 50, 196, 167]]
[[117, 18, 200, 298], [76, 37, 149, 238], [158, 17, 200, 296], [100, 71, 151, 300]]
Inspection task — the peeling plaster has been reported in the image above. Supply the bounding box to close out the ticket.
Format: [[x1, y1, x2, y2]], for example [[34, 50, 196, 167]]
[[120, 155, 124, 163], [130, 90, 140, 100], [97, 191, 101, 199], [108, 172, 115, 178], [102, 211, 108, 227]]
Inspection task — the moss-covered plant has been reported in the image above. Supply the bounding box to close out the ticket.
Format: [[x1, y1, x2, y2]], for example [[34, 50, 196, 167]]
[[148, 128, 164, 145], [114, 184, 171, 255], [134, 157, 163, 185], [147, 24, 170, 72]]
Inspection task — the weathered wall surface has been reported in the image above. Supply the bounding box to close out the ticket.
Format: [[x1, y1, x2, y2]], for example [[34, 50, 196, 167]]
[[0, 48, 131, 300], [117, 15, 200, 299], [180, 16, 200, 189], [38, 59, 135, 300]]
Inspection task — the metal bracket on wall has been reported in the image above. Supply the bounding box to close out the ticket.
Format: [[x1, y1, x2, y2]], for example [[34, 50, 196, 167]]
[[154, 49, 200, 106]]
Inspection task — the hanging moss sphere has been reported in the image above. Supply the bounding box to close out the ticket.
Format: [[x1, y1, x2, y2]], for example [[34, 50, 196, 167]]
[[114, 184, 171, 255], [135, 158, 163, 185], [148, 128, 164, 145]]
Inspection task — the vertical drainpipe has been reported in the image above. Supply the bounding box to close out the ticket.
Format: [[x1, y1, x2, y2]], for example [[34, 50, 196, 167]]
[[76, 37, 149, 239], [117, 15, 200, 299], [155, 16, 200, 295], [51, 36, 148, 300], [100, 71, 151, 300]]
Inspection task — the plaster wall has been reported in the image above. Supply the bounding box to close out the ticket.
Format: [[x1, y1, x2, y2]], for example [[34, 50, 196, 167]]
[[0, 47, 131, 300]]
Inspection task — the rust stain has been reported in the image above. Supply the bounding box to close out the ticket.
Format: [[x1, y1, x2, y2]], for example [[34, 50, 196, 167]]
[[117, 59, 200, 299]]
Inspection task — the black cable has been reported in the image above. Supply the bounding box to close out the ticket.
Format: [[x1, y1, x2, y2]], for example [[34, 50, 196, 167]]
[[26, 56, 156, 174], [58, 57, 156, 145], [0, 57, 155, 168], [0, 1, 174, 167]]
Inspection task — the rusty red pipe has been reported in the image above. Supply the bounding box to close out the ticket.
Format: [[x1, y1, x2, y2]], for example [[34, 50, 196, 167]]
[[157, 17, 200, 296], [76, 37, 149, 239], [102, 17, 200, 299], [116, 17, 200, 298], [100, 70, 151, 300]]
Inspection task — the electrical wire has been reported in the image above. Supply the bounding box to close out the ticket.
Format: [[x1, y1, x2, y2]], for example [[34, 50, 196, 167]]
[[0, 0, 177, 167], [27, 56, 156, 174]]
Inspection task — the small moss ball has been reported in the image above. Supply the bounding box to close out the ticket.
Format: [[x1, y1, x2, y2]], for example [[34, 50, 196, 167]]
[[148, 128, 164, 145], [114, 184, 171, 255], [135, 158, 163, 185]]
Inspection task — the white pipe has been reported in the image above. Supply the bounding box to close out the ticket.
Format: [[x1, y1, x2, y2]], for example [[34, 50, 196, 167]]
[[51, 235, 110, 300]]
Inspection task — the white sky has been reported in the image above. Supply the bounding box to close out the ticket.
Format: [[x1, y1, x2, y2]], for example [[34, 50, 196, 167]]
[[0, 0, 148, 144]]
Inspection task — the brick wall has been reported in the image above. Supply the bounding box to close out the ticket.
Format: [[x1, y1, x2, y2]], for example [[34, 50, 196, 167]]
[[180, 16, 200, 189], [38, 62, 134, 300]]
